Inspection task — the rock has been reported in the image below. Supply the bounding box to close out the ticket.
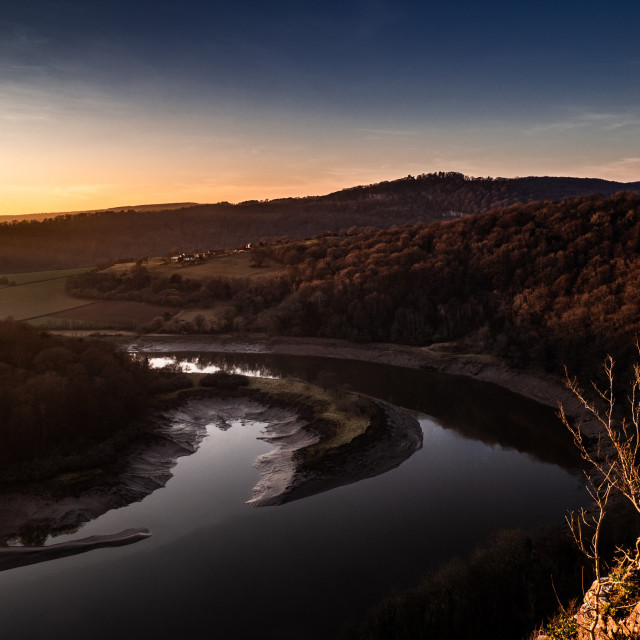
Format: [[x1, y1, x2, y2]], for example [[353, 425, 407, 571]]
[[575, 576, 640, 639]]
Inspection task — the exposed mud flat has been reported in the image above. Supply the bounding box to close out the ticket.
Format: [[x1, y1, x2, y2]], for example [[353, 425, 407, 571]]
[[0, 401, 211, 548], [0, 398, 288, 549], [126, 334, 594, 433], [248, 399, 423, 507], [0, 334, 591, 572], [0, 529, 151, 573], [0, 389, 423, 569], [244, 407, 320, 507]]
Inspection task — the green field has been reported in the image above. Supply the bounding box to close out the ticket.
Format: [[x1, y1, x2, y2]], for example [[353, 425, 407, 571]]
[[0, 254, 282, 328], [0, 267, 91, 286], [0, 268, 93, 321], [32, 299, 172, 330]]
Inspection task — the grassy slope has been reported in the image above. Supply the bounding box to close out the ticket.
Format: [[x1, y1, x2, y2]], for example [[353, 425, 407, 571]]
[[57, 252, 286, 328], [247, 377, 370, 456], [104, 251, 285, 280], [0, 268, 93, 320], [166, 373, 372, 459]]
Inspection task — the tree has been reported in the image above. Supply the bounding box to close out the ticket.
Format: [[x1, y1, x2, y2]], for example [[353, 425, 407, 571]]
[[249, 247, 268, 268], [558, 353, 640, 639], [560, 355, 640, 527]]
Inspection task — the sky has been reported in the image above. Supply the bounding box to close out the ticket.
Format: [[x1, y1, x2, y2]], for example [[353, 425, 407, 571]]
[[2, 0, 640, 215]]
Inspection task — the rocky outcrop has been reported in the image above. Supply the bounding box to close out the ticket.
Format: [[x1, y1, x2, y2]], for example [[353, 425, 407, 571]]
[[574, 576, 640, 639], [534, 551, 640, 640]]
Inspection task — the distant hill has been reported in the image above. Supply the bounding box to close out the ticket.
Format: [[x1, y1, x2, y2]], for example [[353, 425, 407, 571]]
[[67, 190, 640, 379], [1, 172, 639, 272], [2, 203, 198, 223]]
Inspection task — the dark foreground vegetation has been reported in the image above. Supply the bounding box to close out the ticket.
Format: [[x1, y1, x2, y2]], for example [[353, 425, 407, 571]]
[[0, 321, 380, 487], [340, 503, 640, 640], [69, 191, 640, 381], [343, 353, 640, 640], [2, 172, 638, 272], [7, 182, 640, 637], [0, 320, 193, 483]]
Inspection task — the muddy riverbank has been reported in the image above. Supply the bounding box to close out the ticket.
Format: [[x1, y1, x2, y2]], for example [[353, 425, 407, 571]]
[[125, 334, 595, 434]]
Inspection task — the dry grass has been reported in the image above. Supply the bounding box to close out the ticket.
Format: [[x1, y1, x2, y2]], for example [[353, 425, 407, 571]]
[[0, 276, 91, 321], [105, 251, 284, 281], [47, 300, 172, 326], [0, 267, 91, 286], [246, 377, 370, 456]]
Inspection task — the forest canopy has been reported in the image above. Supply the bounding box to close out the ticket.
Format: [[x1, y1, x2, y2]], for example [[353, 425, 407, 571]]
[[67, 191, 640, 378], [0, 321, 154, 468], [2, 173, 638, 272]]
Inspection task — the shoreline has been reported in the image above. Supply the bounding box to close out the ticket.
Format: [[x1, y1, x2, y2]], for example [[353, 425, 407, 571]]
[[0, 529, 151, 573], [0, 385, 415, 552], [124, 333, 595, 434], [0, 406, 209, 547], [0, 333, 593, 564], [247, 397, 422, 507], [124, 334, 567, 406]]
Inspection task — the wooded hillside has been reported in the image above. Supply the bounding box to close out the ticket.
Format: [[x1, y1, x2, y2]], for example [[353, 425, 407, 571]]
[[68, 191, 640, 378], [0, 321, 154, 468], [3, 172, 638, 272]]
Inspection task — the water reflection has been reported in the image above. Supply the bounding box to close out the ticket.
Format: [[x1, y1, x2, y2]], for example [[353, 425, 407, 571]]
[[0, 413, 587, 640], [248, 401, 423, 506], [149, 351, 582, 472], [0, 408, 208, 549], [0, 529, 151, 573], [0, 350, 581, 582], [145, 355, 276, 378]]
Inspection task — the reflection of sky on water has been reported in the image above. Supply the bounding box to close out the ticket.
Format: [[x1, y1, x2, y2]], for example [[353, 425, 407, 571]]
[[136, 349, 582, 471], [0, 407, 587, 640], [145, 356, 276, 378]]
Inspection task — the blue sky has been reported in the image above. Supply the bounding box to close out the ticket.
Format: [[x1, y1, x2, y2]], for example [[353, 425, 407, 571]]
[[2, 0, 640, 214]]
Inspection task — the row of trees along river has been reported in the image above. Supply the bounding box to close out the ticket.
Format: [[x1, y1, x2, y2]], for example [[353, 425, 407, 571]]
[[67, 191, 640, 382]]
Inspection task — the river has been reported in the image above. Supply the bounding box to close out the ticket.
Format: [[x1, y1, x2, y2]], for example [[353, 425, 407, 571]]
[[0, 346, 587, 639]]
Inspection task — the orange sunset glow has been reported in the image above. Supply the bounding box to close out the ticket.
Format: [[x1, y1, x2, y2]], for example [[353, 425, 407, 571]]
[[2, 0, 639, 216]]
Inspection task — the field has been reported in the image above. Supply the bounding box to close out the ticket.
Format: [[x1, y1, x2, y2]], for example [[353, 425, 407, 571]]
[[0, 268, 93, 321], [1, 251, 283, 330], [0, 267, 170, 329], [1, 267, 90, 286], [104, 251, 285, 281], [31, 300, 172, 330]]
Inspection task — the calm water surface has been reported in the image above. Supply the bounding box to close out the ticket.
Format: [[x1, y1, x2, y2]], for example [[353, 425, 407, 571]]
[[0, 353, 587, 639]]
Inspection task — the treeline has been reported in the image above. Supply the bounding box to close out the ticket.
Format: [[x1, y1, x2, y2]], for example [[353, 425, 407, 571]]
[[340, 528, 585, 640], [340, 502, 640, 640], [0, 321, 167, 473], [68, 191, 640, 378], [2, 172, 639, 272]]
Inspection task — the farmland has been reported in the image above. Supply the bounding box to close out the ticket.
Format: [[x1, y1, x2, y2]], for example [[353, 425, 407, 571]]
[[30, 300, 173, 330], [0, 251, 282, 330], [0, 268, 93, 321], [0, 267, 168, 329], [104, 250, 285, 281]]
